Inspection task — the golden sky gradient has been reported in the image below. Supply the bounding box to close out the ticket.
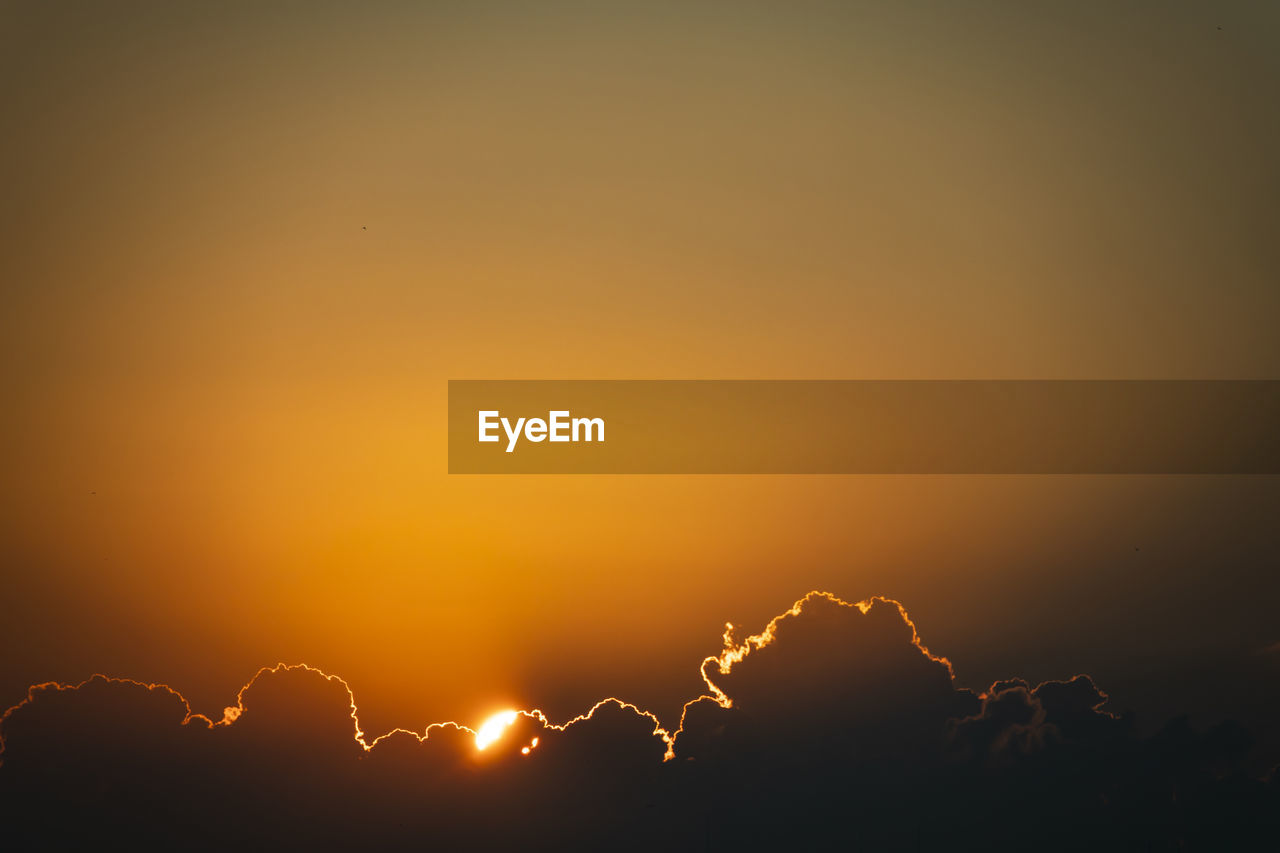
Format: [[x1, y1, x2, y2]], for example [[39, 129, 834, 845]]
[[2, 0, 1278, 737]]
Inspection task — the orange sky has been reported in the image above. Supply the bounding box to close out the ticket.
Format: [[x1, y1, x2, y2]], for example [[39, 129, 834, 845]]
[[2, 0, 1278, 738]]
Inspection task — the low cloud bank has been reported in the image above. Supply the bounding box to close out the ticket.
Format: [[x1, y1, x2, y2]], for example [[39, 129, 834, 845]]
[[2, 592, 1275, 850]]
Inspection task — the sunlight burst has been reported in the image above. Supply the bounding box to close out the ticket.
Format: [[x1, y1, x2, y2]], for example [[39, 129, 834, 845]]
[[475, 710, 519, 750]]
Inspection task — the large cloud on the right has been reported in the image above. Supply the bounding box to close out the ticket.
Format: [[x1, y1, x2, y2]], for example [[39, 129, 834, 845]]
[[671, 593, 1277, 850]]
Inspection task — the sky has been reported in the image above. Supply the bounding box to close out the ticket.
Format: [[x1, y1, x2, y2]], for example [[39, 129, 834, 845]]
[[2, 0, 1278, 751]]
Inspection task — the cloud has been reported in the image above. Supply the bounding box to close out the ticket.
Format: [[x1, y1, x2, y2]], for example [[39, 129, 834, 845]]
[[684, 593, 976, 762], [1, 592, 1276, 850]]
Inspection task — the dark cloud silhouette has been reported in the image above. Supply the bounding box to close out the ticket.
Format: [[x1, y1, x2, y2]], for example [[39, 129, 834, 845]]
[[1, 592, 1276, 850]]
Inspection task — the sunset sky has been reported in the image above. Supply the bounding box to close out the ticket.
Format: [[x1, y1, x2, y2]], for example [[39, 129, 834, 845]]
[[2, 0, 1278, 749]]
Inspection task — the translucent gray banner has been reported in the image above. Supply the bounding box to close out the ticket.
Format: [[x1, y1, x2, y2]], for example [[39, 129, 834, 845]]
[[448, 381, 1279, 474]]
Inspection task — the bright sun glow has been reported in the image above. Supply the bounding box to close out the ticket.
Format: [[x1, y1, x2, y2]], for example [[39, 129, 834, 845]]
[[475, 710, 519, 751]]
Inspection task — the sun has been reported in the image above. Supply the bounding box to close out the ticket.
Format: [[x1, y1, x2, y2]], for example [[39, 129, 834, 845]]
[[475, 710, 519, 751]]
